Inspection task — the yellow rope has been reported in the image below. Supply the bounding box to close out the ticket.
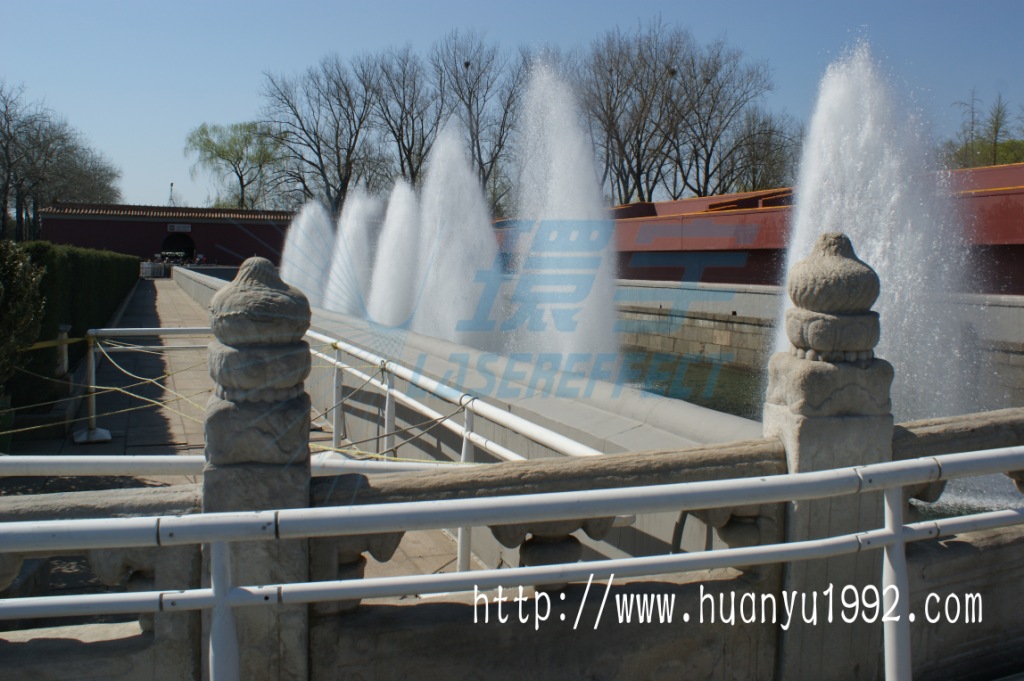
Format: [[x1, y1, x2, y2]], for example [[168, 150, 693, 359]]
[[0, 349, 211, 436], [6, 367, 139, 412], [0, 386, 210, 437], [95, 341, 207, 412], [310, 365, 384, 422], [342, 404, 465, 454], [19, 336, 86, 352], [4, 336, 448, 456]]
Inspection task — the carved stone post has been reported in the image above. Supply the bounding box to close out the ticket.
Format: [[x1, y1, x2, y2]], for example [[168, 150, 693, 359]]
[[203, 258, 312, 681], [764, 234, 893, 680]]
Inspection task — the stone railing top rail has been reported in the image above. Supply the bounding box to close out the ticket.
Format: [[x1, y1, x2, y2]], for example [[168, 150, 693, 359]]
[[0, 484, 201, 523], [315, 407, 1024, 506]]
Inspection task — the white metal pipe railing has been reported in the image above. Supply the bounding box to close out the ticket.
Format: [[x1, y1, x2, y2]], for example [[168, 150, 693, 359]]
[[6, 507, 1023, 623], [0, 525, 919, 620], [86, 335, 97, 431], [308, 346, 525, 463], [0, 454, 478, 478], [3, 446, 1020, 555], [2, 445, 1023, 681], [90, 327, 214, 338], [305, 329, 602, 458], [209, 541, 239, 680], [76, 327, 213, 443], [0, 470, 1021, 631], [0, 524, 915, 621], [101, 344, 210, 352]]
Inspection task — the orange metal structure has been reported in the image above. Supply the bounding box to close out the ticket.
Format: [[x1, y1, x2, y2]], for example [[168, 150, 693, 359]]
[[613, 163, 1024, 293]]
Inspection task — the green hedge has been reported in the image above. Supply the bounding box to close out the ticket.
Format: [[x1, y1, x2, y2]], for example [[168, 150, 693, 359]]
[[8, 242, 139, 407]]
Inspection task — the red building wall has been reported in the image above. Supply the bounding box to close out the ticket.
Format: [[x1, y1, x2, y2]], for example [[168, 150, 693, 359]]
[[40, 205, 291, 266]]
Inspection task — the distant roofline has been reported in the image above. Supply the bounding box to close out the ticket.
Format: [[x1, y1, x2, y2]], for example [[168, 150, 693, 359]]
[[40, 202, 296, 222]]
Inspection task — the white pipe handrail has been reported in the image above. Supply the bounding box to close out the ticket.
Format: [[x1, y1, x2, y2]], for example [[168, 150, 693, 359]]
[[101, 344, 210, 352], [57, 323, 1022, 680], [0, 454, 478, 478], [2, 446, 1020, 555], [6, 508, 1022, 622], [305, 329, 603, 458], [90, 327, 214, 338], [309, 346, 526, 462]]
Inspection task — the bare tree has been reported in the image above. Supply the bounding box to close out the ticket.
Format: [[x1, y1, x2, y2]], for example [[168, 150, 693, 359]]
[[731, 107, 802, 192], [666, 39, 774, 197], [944, 90, 1024, 168], [984, 94, 1010, 166], [262, 54, 376, 216], [6, 113, 120, 239], [54, 145, 122, 205], [430, 29, 526, 213], [369, 45, 447, 186], [578, 22, 689, 204], [0, 82, 34, 238], [16, 116, 76, 239], [947, 88, 982, 168]]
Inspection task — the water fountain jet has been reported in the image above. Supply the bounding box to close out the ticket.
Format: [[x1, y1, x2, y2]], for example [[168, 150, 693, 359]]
[[781, 42, 974, 422]]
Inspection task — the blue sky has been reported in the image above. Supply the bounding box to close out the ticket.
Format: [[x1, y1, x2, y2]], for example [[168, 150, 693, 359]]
[[2, 0, 1021, 206]]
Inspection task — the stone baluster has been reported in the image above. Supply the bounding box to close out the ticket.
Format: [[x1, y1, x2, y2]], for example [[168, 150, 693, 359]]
[[203, 257, 312, 681], [764, 233, 893, 680], [490, 518, 614, 591], [308, 532, 404, 615], [688, 504, 783, 551]]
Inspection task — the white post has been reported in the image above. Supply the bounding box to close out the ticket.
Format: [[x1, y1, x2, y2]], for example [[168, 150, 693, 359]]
[[86, 335, 97, 431], [332, 347, 343, 449], [382, 369, 395, 457], [209, 541, 240, 681], [882, 486, 912, 681], [74, 333, 111, 444], [457, 408, 475, 571]]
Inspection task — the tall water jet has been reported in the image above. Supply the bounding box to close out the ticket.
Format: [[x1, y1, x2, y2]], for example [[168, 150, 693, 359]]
[[413, 127, 500, 350], [511, 64, 618, 362], [367, 180, 421, 328], [782, 43, 972, 420], [279, 201, 334, 308], [322, 189, 383, 316]]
